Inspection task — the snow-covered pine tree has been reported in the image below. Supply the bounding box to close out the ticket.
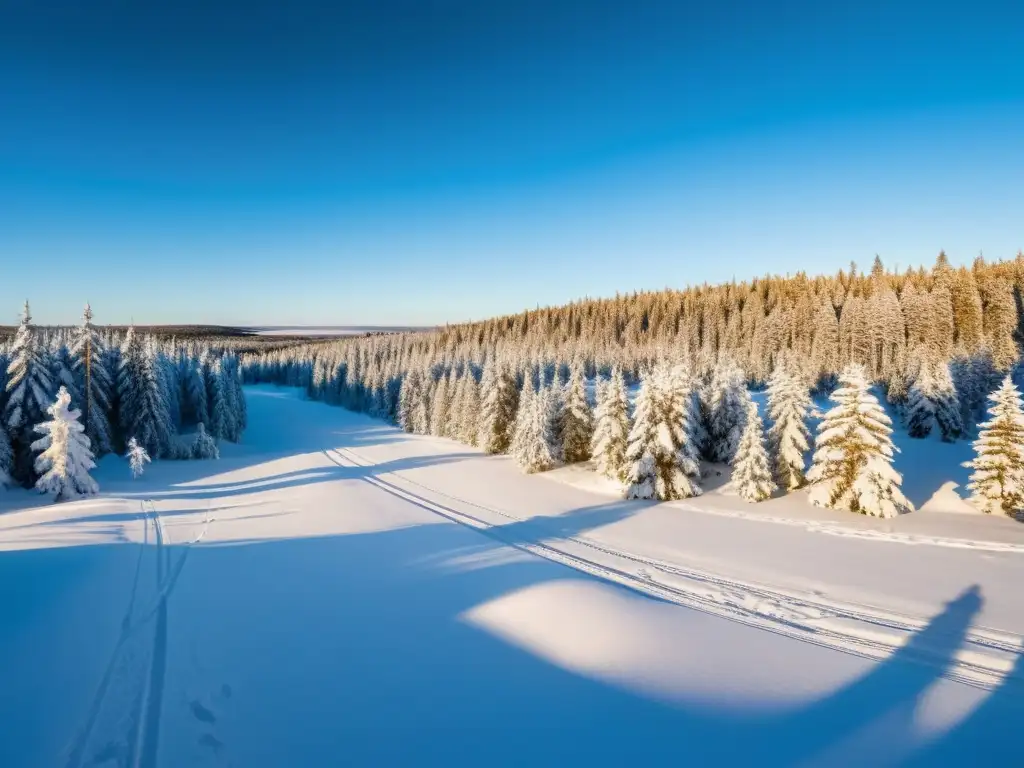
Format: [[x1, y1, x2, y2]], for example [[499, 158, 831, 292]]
[[459, 370, 481, 445], [5, 301, 54, 484], [412, 369, 432, 435], [398, 370, 419, 433], [542, 379, 565, 465], [560, 361, 594, 463], [731, 396, 776, 502], [905, 359, 963, 441], [766, 365, 811, 490], [119, 329, 175, 458], [623, 364, 702, 500], [191, 422, 220, 460], [70, 304, 114, 456], [429, 372, 451, 438], [932, 360, 964, 442], [707, 357, 748, 463], [31, 386, 98, 501], [0, 421, 12, 488], [50, 344, 80, 406], [478, 360, 519, 454], [806, 364, 913, 518], [182, 356, 210, 428], [510, 375, 535, 463], [962, 375, 1024, 516], [904, 358, 937, 438], [591, 367, 631, 482], [126, 436, 151, 479]]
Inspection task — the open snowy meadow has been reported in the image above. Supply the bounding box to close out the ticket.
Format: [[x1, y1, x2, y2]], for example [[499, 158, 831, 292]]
[[2, 383, 1023, 767]]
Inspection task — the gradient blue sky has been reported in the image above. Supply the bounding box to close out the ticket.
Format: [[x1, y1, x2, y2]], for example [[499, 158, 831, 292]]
[[1, 0, 1021, 326]]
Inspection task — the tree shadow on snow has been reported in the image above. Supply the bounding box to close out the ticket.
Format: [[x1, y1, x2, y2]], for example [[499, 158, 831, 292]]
[[4, 518, 1022, 768]]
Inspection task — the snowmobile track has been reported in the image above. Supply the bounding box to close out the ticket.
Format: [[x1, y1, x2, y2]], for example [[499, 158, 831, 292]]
[[325, 446, 1024, 691]]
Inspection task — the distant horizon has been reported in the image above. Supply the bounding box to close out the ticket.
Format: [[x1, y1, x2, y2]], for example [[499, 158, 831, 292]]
[[3, 248, 1024, 328]]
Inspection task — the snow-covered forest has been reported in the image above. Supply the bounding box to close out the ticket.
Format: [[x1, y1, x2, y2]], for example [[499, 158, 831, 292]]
[[0, 302, 248, 498], [242, 253, 1024, 519]]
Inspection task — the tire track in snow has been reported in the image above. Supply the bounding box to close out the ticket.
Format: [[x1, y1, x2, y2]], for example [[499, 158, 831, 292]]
[[326, 447, 1024, 691]]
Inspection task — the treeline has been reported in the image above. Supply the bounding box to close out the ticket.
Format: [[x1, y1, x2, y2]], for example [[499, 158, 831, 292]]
[[242, 253, 1024, 413], [0, 302, 247, 490], [240, 253, 1024, 519]]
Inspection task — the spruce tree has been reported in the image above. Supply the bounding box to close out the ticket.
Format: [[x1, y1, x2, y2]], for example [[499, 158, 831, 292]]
[[708, 357, 747, 463], [807, 364, 913, 518], [429, 373, 451, 438], [478, 360, 519, 454], [560, 362, 594, 463], [191, 422, 220, 460], [0, 422, 12, 488], [398, 371, 419, 433], [591, 367, 631, 482], [962, 375, 1024, 516], [119, 329, 175, 458], [731, 396, 776, 502], [905, 361, 937, 438], [623, 364, 702, 500], [70, 304, 114, 456], [31, 386, 98, 501], [766, 365, 811, 490], [5, 301, 54, 484], [510, 378, 536, 464], [126, 437, 151, 479], [932, 361, 964, 442]]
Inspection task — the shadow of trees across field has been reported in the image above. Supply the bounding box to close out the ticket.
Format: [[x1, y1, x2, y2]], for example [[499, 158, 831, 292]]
[[3, 511, 1022, 768]]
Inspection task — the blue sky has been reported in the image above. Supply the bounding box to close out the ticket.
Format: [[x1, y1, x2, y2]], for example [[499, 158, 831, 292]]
[[1, 1, 1021, 326]]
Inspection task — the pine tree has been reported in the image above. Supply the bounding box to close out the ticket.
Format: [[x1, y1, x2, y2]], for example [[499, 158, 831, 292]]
[[119, 329, 175, 458], [516, 383, 560, 473], [70, 304, 114, 456], [906, 360, 963, 441], [458, 371, 481, 445], [623, 364, 702, 500], [560, 362, 594, 463], [5, 301, 54, 484], [962, 375, 1024, 516], [807, 364, 913, 518], [932, 361, 964, 442], [766, 365, 811, 490], [0, 423, 12, 488], [429, 373, 451, 438], [478, 360, 519, 454], [182, 356, 210, 428], [398, 371, 419, 433], [126, 436, 151, 479], [510, 378, 536, 464], [191, 422, 220, 460], [905, 361, 937, 438], [591, 367, 631, 482], [731, 396, 776, 502], [708, 357, 748, 463], [31, 386, 98, 501]]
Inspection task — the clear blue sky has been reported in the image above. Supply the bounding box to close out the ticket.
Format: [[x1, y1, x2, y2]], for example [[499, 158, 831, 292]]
[[1, 1, 1021, 326]]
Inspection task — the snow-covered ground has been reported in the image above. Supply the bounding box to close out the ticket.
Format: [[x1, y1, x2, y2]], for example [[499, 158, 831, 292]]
[[2, 386, 1022, 766]]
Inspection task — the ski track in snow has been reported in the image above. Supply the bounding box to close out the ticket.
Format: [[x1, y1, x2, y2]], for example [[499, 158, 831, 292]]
[[63, 500, 212, 768], [670, 501, 1024, 553], [325, 446, 1024, 691]]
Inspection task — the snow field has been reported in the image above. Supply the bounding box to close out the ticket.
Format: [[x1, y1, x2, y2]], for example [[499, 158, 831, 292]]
[[1, 385, 1023, 765]]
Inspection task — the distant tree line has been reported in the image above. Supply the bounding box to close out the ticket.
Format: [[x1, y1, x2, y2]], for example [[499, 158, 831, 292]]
[[241, 253, 1024, 519]]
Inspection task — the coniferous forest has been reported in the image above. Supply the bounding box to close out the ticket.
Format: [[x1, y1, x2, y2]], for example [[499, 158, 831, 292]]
[[242, 252, 1024, 519], [0, 302, 248, 497]]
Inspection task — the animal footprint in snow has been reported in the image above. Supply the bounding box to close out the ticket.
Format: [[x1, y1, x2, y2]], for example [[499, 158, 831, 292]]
[[191, 699, 217, 724]]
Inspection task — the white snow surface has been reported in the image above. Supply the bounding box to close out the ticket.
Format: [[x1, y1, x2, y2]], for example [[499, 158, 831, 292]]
[[1, 385, 1022, 766]]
